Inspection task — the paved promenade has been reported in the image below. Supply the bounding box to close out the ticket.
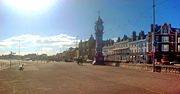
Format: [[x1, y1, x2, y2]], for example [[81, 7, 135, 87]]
[[0, 62, 180, 94]]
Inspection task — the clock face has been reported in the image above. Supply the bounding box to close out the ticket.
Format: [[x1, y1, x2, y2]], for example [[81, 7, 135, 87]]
[[97, 24, 103, 31], [95, 22, 104, 31], [95, 25, 104, 31]]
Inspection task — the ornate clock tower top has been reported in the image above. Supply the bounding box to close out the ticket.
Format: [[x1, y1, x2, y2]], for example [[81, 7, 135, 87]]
[[96, 16, 103, 24], [95, 16, 104, 34]]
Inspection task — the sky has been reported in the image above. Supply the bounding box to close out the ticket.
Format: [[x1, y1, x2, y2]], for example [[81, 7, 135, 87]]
[[0, 0, 180, 55]]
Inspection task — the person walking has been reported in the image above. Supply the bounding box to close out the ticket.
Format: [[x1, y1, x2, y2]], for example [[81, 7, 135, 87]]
[[19, 63, 24, 71]]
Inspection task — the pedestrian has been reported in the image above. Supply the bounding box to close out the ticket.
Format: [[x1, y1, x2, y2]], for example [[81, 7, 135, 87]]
[[80, 57, 83, 65], [77, 56, 83, 65], [77, 57, 80, 65], [19, 63, 24, 71]]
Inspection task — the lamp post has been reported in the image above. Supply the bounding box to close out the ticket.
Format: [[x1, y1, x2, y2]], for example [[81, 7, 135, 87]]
[[152, 0, 156, 72], [76, 36, 79, 58], [18, 40, 21, 65]]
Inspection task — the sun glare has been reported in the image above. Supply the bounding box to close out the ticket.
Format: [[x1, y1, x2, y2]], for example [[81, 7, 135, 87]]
[[2, 0, 57, 14]]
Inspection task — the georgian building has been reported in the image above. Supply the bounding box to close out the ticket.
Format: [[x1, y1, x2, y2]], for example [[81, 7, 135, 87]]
[[138, 39, 148, 62], [88, 35, 96, 60], [103, 31, 148, 63], [102, 39, 115, 61], [129, 40, 139, 62], [79, 35, 96, 60], [103, 45, 114, 61], [148, 23, 180, 64], [129, 38, 148, 63], [113, 40, 130, 62]]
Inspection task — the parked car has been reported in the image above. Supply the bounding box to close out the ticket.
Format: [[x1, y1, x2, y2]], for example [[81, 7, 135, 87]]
[[170, 61, 179, 65], [65, 59, 73, 62]]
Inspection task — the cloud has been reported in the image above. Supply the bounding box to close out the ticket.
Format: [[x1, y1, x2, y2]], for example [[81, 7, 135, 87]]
[[34, 34, 77, 46], [112, 37, 118, 42], [41, 47, 53, 52], [0, 34, 78, 55], [1, 34, 40, 47]]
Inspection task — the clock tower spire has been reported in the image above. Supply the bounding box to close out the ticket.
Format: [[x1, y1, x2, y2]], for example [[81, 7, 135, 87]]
[[93, 14, 105, 65]]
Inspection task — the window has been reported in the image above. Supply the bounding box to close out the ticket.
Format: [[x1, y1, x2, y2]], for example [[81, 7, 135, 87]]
[[178, 37, 180, 43], [162, 26, 168, 34], [178, 45, 180, 52], [171, 36, 174, 42], [155, 36, 159, 42], [130, 50, 132, 53], [155, 44, 158, 50], [162, 36, 169, 42], [161, 44, 169, 51], [140, 43, 142, 47], [163, 29, 168, 34]]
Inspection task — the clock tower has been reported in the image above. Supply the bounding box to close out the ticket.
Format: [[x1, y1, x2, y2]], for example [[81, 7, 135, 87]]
[[94, 16, 105, 65]]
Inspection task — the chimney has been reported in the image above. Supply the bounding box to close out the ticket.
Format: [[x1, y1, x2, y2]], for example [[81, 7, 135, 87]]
[[169, 24, 171, 28]]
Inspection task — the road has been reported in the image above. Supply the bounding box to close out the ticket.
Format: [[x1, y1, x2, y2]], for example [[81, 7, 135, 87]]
[[0, 62, 180, 94]]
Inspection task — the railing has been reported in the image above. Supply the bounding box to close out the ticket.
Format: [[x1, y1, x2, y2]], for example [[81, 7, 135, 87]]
[[158, 65, 180, 73], [119, 63, 180, 74], [0, 60, 19, 70]]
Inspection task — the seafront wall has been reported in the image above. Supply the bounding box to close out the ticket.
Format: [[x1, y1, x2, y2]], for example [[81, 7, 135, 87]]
[[109, 62, 180, 74]]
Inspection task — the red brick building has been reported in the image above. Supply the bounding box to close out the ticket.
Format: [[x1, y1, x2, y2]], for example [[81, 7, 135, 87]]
[[148, 23, 180, 64]]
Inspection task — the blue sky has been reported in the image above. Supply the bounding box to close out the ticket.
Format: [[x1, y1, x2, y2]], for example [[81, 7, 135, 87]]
[[0, 0, 180, 55]]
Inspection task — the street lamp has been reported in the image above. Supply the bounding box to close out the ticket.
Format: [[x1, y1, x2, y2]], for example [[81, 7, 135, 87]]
[[18, 40, 21, 65], [152, 0, 156, 72], [76, 36, 79, 58]]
